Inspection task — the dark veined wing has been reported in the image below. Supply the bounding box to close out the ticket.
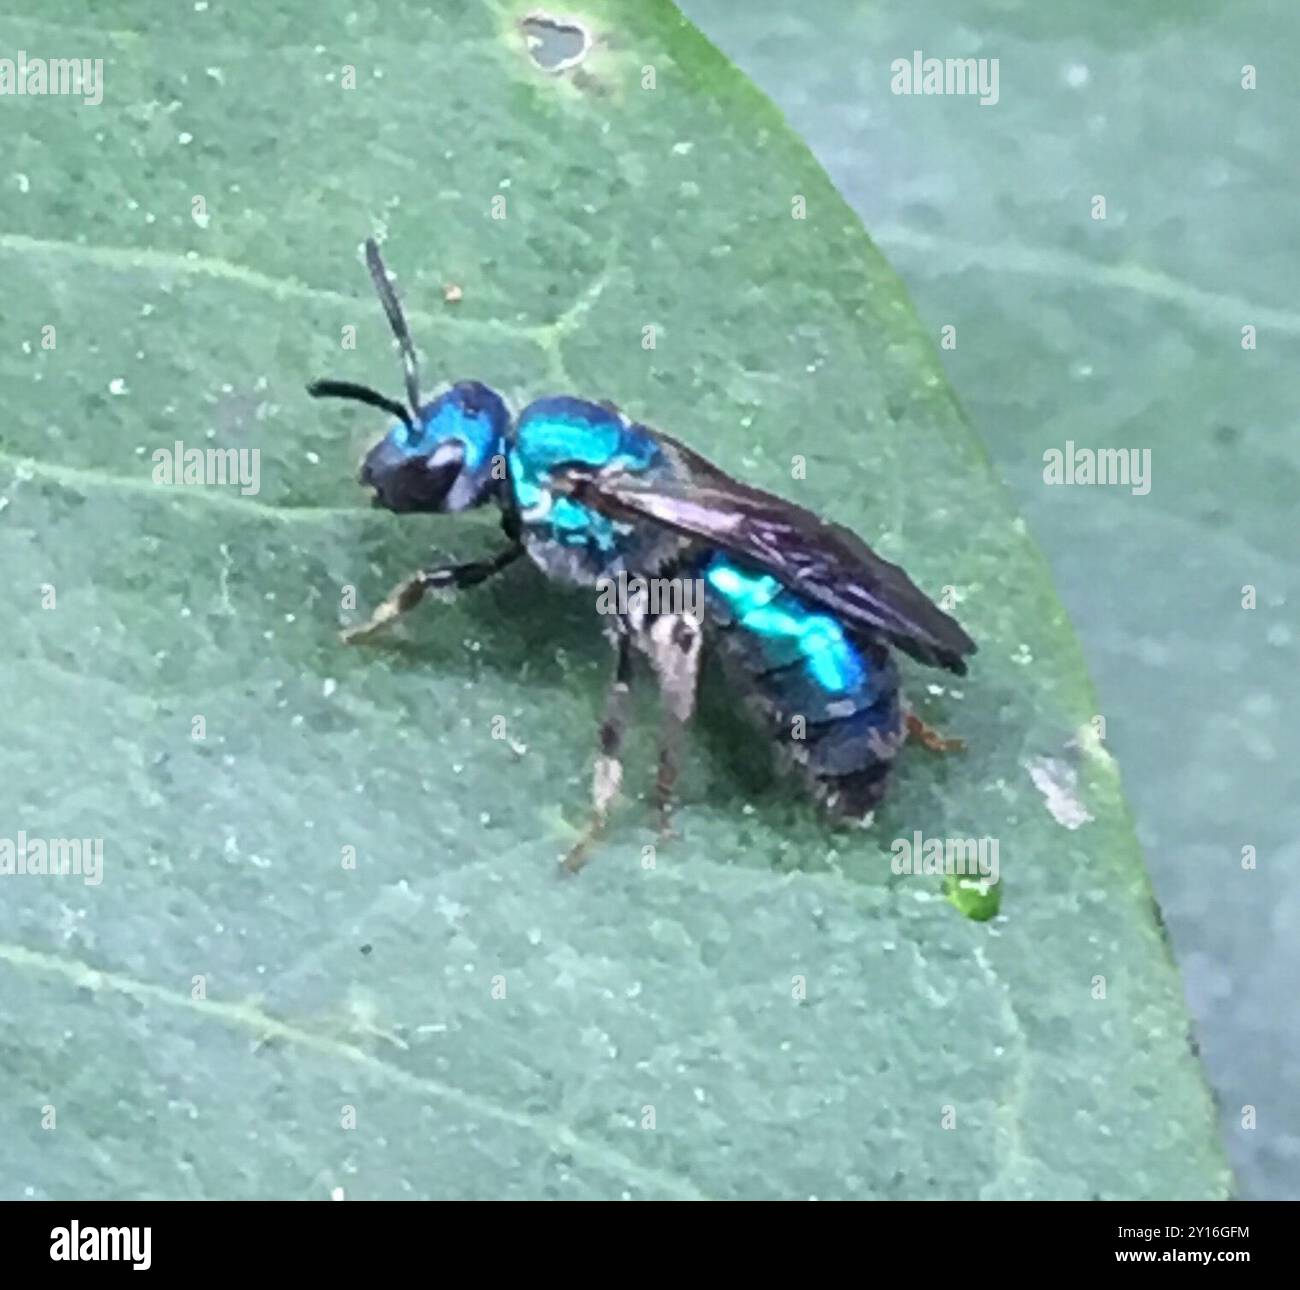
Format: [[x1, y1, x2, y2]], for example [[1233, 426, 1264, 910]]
[[554, 437, 977, 674]]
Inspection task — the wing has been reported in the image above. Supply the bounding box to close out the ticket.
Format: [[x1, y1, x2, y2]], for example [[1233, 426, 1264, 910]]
[[554, 437, 976, 674]]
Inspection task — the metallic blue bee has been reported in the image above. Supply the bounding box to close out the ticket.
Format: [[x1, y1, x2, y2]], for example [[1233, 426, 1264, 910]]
[[309, 241, 976, 871]]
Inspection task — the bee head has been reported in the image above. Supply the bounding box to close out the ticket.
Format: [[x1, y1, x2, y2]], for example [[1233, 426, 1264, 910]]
[[358, 381, 509, 513], [308, 238, 510, 514]]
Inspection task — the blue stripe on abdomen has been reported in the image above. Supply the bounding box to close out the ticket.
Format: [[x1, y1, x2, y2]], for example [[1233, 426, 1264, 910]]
[[707, 551, 878, 712], [700, 552, 904, 807]]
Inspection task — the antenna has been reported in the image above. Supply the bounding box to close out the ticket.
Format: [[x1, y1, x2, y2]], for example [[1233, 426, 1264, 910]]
[[364, 238, 422, 418], [306, 379, 414, 431]]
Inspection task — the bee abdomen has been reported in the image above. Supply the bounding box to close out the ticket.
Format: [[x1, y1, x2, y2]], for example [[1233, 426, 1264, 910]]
[[697, 552, 906, 818]]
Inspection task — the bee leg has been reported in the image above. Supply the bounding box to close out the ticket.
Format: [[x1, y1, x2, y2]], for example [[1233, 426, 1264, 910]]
[[642, 612, 703, 841], [341, 545, 522, 644], [905, 710, 965, 754], [562, 624, 633, 875]]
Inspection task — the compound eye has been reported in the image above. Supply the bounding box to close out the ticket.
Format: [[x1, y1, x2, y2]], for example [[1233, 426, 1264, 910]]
[[359, 432, 467, 512], [396, 438, 464, 509]]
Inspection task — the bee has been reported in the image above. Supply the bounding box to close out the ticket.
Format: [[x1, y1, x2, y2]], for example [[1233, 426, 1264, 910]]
[[310, 241, 976, 871]]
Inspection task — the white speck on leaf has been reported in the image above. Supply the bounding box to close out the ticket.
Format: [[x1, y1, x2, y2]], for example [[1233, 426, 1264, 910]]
[[1027, 756, 1094, 829]]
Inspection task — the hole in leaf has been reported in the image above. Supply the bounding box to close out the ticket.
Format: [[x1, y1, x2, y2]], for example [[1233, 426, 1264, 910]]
[[521, 12, 590, 72]]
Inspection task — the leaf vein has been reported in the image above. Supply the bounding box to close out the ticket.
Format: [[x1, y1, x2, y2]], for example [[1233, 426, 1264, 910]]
[[0, 941, 707, 1200]]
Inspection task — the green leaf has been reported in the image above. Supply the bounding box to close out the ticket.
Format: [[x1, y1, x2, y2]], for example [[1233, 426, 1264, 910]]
[[0, 0, 1229, 1199]]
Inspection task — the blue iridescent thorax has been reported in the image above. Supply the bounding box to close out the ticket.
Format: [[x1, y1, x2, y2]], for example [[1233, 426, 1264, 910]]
[[700, 553, 901, 762], [508, 396, 681, 582]]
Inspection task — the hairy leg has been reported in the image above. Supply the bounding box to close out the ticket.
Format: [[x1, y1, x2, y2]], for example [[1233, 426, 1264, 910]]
[[639, 612, 703, 838], [562, 625, 634, 874], [341, 545, 522, 644]]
